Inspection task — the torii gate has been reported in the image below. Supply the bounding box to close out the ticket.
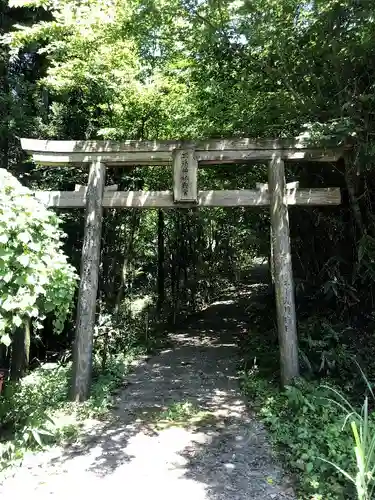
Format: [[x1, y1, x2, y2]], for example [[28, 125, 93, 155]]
[[20, 138, 343, 401]]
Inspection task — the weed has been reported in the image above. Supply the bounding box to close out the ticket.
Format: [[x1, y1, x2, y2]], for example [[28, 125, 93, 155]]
[[0, 350, 141, 469], [239, 314, 364, 499], [156, 401, 212, 428], [0, 294, 169, 470], [241, 373, 355, 499], [133, 401, 217, 431], [320, 363, 375, 500]]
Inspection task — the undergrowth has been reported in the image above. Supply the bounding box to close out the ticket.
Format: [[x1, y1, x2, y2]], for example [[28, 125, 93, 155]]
[[0, 300, 168, 471], [240, 296, 375, 500], [153, 401, 216, 429], [0, 350, 140, 469], [241, 374, 357, 499]]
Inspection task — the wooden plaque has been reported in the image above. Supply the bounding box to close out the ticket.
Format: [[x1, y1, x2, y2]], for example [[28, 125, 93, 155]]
[[173, 148, 198, 203]]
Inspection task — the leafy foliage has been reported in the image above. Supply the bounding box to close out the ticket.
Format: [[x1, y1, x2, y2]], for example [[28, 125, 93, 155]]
[[3, 0, 375, 495], [321, 371, 375, 500], [0, 176, 77, 346], [0, 349, 142, 468], [240, 296, 375, 499], [241, 373, 358, 499], [0, 287, 170, 469]]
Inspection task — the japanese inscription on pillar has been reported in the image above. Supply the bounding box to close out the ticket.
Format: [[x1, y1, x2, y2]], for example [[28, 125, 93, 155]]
[[173, 148, 198, 203]]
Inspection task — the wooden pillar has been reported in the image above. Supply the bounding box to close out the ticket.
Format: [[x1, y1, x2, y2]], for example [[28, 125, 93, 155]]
[[71, 160, 106, 401], [156, 209, 165, 314], [268, 155, 299, 386], [270, 227, 275, 284]]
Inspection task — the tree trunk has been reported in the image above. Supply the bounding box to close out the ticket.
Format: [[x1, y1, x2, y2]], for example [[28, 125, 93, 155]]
[[0, 343, 8, 371], [190, 208, 199, 309], [10, 319, 30, 381], [115, 211, 140, 313], [0, 1, 9, 170], [170, 251, 177, 324], [344, 154, 364, 236], [157, 209, 165, 315]]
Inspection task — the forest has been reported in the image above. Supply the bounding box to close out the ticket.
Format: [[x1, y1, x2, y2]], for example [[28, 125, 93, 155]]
[[1, 0, 375, 498]]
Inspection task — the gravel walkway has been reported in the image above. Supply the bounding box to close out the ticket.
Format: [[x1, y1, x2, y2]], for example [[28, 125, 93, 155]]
[[0, 285, 295, 500]]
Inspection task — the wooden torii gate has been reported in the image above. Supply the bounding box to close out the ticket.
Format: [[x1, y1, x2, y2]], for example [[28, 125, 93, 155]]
[[20, 138, 343, 401]]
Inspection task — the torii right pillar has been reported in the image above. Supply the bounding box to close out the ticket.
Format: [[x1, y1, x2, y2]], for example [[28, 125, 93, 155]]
[[268, 154, 299, 386]]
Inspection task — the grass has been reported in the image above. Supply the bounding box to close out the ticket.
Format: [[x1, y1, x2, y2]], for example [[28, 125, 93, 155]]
[[152, 401, 217, 429], [238, 313, 375, 500], [0, 288, 189, 471], [128, 401, 218, 432], [241, 372, 355, 499], [319, 367, 375, 500], [0, 348, 142, 470]]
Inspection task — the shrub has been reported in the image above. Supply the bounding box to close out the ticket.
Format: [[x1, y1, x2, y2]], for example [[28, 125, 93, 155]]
[[0, 349, 140, 468], [241, 374, 356, 499], [0, 173, 78, 347], [321, 366, 375, 500]]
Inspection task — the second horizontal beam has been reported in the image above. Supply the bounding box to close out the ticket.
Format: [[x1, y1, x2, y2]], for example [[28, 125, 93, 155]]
[[32, 188, 341, 209]]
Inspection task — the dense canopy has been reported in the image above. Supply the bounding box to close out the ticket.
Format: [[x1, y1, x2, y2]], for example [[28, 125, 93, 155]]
[[2, 1, 375, 498]]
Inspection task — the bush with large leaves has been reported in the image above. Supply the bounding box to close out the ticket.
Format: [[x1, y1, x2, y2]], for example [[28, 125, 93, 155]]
[[0, 173, 78, 347]]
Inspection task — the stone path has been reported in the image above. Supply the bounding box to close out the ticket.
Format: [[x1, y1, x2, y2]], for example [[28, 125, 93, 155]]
[[0, 283, 295, 499]]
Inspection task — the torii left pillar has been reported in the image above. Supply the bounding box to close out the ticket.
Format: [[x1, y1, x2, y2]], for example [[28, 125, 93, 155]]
[[71, 160, 106, 401]]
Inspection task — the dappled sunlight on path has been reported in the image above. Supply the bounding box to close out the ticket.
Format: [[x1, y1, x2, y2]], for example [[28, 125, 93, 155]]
[[0, 277, 294, 499]]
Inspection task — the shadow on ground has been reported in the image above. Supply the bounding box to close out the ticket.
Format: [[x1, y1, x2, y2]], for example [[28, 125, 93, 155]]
[[0, 265, 294, 499]]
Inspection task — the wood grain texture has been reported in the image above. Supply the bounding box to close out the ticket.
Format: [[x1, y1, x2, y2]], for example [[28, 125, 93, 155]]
[[24, 149, 341, 166], [71, 161, 106, 402], [20, 137, 345, 153], [268, 155, 300, 386], [196, 149, 340, 163], [75, 184, 118, 192], [33, 188, 341, 208], [29, 151, 172, 165], [173, 149, 198, 202], [256, 181, 300, 190], [21, 137, 344, 165]]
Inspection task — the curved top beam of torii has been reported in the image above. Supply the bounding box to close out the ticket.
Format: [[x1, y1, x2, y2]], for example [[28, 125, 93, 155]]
[[20, 137, 345, 166], [16, 137, 347, 400]]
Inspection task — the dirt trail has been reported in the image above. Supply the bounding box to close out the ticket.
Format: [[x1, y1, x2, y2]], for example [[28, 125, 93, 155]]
[[0, 279, 295, 499]]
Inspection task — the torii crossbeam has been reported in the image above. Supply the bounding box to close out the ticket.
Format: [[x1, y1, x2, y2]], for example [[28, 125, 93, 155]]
[[20, 137, 345, 400]]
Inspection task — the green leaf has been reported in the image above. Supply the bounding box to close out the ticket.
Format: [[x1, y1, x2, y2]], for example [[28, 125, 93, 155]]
[[18, 231, 31, 244], [31, 428, 43, 447], [13, 315, 23, 327], [0, 333, 11, 346], [0, 176, 78, 343], [22, 431, 30, 444], [306, 462, 314, 473], [35, 428, 54, 437], [2, 271, 13, 283], [17, 254, 30, 267], [28, 241, 41, 252]]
